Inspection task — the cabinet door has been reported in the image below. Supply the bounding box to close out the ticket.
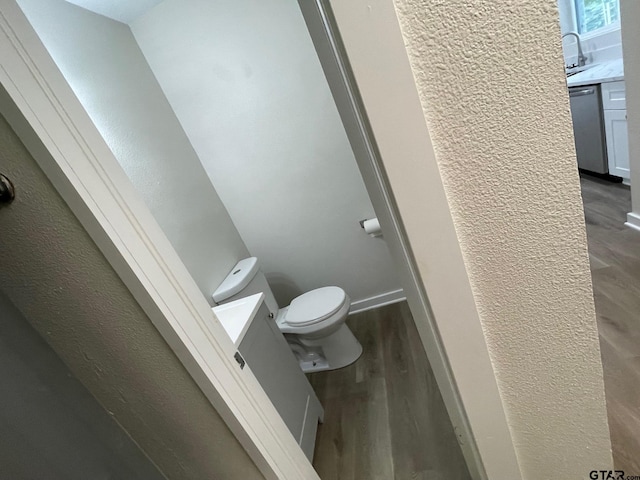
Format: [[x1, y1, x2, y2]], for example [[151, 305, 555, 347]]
[[601, 81, 626, 110], [238, 304, 310, 443], [604, 109, 630, 179]]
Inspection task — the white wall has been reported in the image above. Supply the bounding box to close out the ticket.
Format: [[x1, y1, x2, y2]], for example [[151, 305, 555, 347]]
[[558, 0, 576, 34], [392, 0, 612, 478], [557, 0, 623, 64], [18, 0, 249, 304], [130, 0, 402, 307]]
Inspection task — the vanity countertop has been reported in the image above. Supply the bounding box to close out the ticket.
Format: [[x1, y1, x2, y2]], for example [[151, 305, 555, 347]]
[[212, 292, 264, 345], [567, 59, 624, 87]]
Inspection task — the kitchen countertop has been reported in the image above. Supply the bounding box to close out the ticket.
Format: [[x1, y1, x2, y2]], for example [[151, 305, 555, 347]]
[[567, 58, 624, 87], [212, 292, 264, 345]]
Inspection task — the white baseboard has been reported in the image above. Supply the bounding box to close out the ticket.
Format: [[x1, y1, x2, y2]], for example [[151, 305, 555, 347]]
[[349, 288, 406, 315], [625, 212, 640, 232]]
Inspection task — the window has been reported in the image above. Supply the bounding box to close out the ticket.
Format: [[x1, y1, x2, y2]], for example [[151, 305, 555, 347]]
[[574, 0, 620, 35]]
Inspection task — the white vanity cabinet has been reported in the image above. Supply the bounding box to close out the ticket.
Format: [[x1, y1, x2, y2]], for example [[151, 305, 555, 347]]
[[602, 81, 630, 180], [213, 294, 323, 460]]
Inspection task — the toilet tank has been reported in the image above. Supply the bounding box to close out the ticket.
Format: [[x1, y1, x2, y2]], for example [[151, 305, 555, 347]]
[[212, 257, 279, 315]]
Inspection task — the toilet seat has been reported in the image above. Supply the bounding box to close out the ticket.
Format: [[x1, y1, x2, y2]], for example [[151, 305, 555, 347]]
[[284, 286, 347, 327]]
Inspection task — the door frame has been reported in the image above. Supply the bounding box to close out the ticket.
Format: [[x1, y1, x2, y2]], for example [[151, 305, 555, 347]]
[[0, 1, 520, 479], [298, 2, 521, 478]]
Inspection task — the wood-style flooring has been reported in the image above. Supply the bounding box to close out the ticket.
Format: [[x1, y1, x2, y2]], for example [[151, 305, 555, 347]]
[[581, 174, 640, 473], [308, 302, 470, 480], [308, 176, 639, 479]]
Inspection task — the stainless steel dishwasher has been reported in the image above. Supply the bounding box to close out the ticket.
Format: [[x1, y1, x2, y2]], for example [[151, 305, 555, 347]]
[[568, 85, 608, 174]]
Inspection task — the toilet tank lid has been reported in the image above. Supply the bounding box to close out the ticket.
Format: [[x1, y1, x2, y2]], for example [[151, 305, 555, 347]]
[[212, 257, 259, 303]]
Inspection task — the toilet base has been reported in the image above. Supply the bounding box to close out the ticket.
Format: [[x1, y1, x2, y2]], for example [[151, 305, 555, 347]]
[[288, 324, 363, 373], [299, 357, 330, 373]]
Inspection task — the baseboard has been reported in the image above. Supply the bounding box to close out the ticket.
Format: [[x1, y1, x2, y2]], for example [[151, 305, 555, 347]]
[[349, 289, 405, 315], [625, 212, 640, 232]]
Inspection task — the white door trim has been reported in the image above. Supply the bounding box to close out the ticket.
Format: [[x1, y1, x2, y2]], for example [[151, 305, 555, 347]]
[[0, 1, 521, 479], [307, 1, 522, 479]]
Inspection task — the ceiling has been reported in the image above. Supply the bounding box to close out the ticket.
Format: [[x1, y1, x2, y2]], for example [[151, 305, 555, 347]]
[[64, 0, 164, 24]]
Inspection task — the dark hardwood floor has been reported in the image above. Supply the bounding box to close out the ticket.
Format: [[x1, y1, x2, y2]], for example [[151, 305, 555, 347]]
[[581, 174, 640, 473], [308, 175, 639, 479], [308, 302, 470, 480]]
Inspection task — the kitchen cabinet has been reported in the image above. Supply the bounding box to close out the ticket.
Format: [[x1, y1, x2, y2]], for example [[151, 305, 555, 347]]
[[604, 109, 630, 178], [601, 81, 630, 180], [601, 80, 627, 110]]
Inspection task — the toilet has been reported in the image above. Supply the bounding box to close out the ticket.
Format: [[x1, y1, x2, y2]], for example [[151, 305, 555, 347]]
[[212, 257, 362, 372]]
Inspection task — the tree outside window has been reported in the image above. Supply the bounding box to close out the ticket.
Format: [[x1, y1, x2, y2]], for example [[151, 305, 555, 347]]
[[575, 0, 620, 34]]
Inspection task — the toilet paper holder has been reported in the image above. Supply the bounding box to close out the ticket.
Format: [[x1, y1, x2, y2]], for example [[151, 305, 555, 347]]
[[359, 217, 383, 237]]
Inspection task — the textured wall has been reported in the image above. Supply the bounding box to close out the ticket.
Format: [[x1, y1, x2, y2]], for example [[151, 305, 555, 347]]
[[0, 291, 165, 480], [131, 0, 401, 307], [393, 0, 612, 477], [18, 0, 249, 304], [0, 112, 263, 479]]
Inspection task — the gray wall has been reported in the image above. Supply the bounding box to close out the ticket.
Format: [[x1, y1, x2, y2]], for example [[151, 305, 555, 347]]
[[0, 290, 166, 480], [0, 108, 263, 480], [18, 0, 249, 304], [131, 0, 402, 306], [621, 0, 640, 215]]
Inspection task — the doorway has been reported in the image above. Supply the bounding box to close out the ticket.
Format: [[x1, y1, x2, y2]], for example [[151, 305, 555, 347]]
[[559, 0, 640, 471], [0, 0, 520, 480], [15, 0, 469, 476]]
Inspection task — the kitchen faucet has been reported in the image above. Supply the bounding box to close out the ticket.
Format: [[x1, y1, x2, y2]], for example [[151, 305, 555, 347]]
[[562, 32, 587, 67]]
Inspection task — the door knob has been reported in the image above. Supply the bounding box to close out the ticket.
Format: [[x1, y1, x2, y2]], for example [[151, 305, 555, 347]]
[[0, 174, 15, 205]]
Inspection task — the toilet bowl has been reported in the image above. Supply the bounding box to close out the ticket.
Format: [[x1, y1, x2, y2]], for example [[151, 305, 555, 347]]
[[213, 257, 363, 372], [275, 286, 362, 372]]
